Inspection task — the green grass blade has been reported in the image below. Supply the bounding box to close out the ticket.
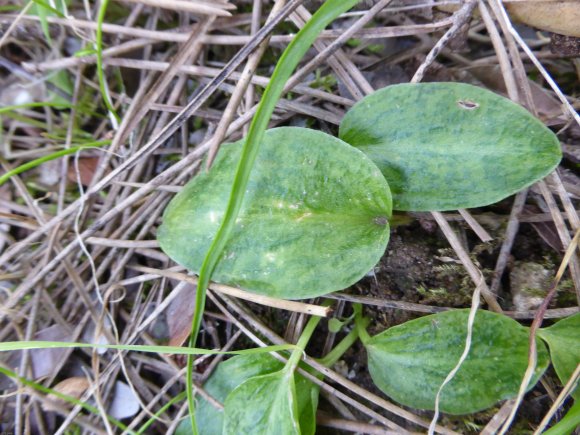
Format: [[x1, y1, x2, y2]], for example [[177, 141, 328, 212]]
[[29, 0, 62, 42], [30, 0, 66, 17], [0, 341, 294, 432], [0, 5, 21, 11], [96, 0, 121, 126], [135, 391, 187, 435], [186, 0, 361, 432], [0, 140, 112, 187], [0, 101, 101, 118], [0, 102, 74, 114], [0, 111, 48, 129], [0, 340, 295, 355], [0, 365, 130, 432]]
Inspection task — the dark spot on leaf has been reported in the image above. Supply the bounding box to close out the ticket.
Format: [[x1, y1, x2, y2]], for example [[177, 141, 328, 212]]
[[457, 100, 479, 110], [374, 216, 388, 226]]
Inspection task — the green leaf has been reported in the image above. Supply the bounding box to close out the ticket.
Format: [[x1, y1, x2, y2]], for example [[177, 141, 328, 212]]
[[222, 371, 297, 435], [0, 5, 21, 12], [183, 0, 362, 429], [158, 127, 392, 299], [74, 48, 98, 57], [0, 140, 111, 187], [30, 0, 69, 41], [177, 353, 281, 435], [328, 318, 343, 333], [364, 309, 550, 414], [543, 399, 580, 435], [48, 70, 73, 104], [339, 82, 562, 211], [538, 313, 580, 399], [176, 354, 319, 435]]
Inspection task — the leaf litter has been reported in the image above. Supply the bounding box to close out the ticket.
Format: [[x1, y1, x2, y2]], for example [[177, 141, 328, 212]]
[[0, 1, 579, 433]]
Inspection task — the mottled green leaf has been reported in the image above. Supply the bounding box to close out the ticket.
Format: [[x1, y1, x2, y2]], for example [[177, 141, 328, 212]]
[[538, 312, 580, 399], [176, 354, 318, 435], [158, 127, 392, 299], [223, 369, 298, 435], [339, 82, 562, 211], [365, 309, 550, 414]]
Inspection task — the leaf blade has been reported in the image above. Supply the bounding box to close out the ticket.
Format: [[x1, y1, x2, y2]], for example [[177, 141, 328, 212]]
[[223, 369, 300, 435], [158, 127, 392, 299], [193, 354, 283, 435], [339, 82, 562, 211], [538, 312, 580, 399], [365, 309, 550, 414], [176, 354, 319, 435]]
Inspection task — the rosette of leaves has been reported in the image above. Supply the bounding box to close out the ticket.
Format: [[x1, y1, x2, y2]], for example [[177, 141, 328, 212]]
[[159, 81, 565, 424], [159, 82, 561, 299]]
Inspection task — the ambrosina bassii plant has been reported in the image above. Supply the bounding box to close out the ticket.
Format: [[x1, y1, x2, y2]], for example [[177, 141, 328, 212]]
[[159, 82, 576, 434], [156, 1, 577, 434]]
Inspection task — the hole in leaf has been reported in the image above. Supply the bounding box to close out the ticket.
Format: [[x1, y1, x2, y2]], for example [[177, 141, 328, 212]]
[[374, 216, 388, 226], [457, 100, 479, 110]]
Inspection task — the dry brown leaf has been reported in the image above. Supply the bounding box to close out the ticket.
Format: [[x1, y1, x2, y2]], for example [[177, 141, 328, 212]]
[[506, 2, 580, 37], [439, 2, 580, 37], [42, 376, 90, 411], [166, 283, 196, 348], [67, 156, 100, 186]]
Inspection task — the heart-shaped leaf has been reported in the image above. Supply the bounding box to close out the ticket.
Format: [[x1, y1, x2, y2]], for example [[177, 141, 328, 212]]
[[339, 82, 562, 211], [538, 312, 580, 399], [364, 309, 550, 414], [222, 367, 316, 435], [176, 353, 318, 435], [158, 127, 392, 299]]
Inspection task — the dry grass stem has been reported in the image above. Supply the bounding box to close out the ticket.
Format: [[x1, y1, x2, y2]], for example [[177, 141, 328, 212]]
[[132, 265, 331, 317], [115, 0, 234, 17]]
